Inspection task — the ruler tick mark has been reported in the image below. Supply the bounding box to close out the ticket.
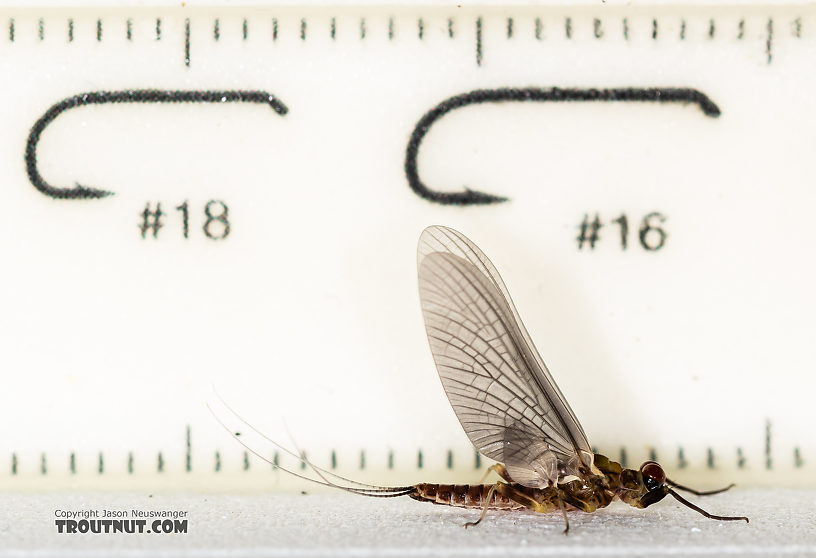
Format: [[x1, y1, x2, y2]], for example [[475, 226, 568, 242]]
[[68, 18, 74, 42], [215, 451, 221, 472], [475, 16, 482, 66], [448, 17, 454, 39], [331, 450, 337, 469], [330, 17, 335, 40], [184, 17, 190, 68], [622, 18, 629, 41], [157, 452, 164, 473], [794, 447, 803, 468], [98, 452, 104, 474], [766, 18, 774, 64], [737, 447, 746, 469], [126, 18, 132, 41], [649, 447, 657, 461], [388, 17, 394, 40], [11, 453, 17, 475], [128, 452, 133, 474], [507, 17, 513, 39], [97, 18, 102, 42], [272, 17, 278, 41], [446, 449, 453, 469], [708, 19, 716, 39], [765, 419, 773, 469], [738, 19, 745, 40], [214, 18, 219, 41], [707, 447, 715, 469], [300, 18, 306, 41], [565, 17, 572, 39], [418, 18, 424, 40], [793, 17, 802, 38], [243, 451, 250, 471], [41, 453, 47, 475], [360, 450, 366, 470], [361, 18, 366, 40], [417, 449, 423, 469], [186, 424, 192, 472], [156, 17, 161, 41], [678, 446, 688, 469], [535, 17, 542, 40], [593, 18, 603, 39], [184, 18, 190, 67], [38, 18, 44, 41], [8, 17, 14, 42], [680, 19, 686, 40], [651, 19, 657, 40], [619, 447, 627, 468], [70, 452, 76, 474], [387, 450, 394, 469], [474, 450, 481, 469], [243, 18, 248, 41]]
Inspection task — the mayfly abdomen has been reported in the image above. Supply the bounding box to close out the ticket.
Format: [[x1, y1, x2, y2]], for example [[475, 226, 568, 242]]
[[410, 483, 525, 510]]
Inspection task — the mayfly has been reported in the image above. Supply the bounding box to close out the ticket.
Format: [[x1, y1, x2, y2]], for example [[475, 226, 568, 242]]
[[216, 225, 748, 532]]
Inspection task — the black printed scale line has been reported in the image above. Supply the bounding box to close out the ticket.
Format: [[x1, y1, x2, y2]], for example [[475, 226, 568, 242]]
[[18, 439, 802, 475], [405, 87, 721, 206], [25, 89, 288, 200]]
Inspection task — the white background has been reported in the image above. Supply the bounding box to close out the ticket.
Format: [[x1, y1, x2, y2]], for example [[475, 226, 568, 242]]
[[0, 4, 812, 488]]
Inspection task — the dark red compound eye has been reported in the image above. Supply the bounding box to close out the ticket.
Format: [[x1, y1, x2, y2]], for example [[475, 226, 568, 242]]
[[640, 461, 666, 486]]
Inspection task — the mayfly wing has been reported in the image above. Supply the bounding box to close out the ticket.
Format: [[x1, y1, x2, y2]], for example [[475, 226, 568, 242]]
[[417, 225, 594, 487]]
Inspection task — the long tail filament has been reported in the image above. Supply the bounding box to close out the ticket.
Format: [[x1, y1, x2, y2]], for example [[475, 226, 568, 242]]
[[207, 401, 414, 498]]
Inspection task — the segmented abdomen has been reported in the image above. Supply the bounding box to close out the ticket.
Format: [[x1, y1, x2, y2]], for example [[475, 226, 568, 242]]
[[410, 483, 525, 510]]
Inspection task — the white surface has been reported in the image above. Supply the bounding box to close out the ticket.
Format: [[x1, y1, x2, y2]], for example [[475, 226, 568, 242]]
[[0, 1, 810, 7], [1, 490, 813, 557], [0, 5, 814, 486]]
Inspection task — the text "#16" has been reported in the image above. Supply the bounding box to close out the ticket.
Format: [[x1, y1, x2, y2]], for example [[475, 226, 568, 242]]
[[578, 212, 667, 251]]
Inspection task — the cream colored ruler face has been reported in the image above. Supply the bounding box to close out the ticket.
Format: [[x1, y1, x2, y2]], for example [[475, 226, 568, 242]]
[[0, 3, 813, 490]]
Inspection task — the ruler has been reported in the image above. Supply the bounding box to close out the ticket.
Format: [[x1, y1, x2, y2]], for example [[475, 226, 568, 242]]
[[0, 3, 813, 490]]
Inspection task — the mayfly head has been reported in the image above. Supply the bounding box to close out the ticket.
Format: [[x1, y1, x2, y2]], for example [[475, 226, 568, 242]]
[[614, 459, 748, 523], [639, 461, 667, 490], [616, 461, 669, 508], [636, 461, 670, 507]]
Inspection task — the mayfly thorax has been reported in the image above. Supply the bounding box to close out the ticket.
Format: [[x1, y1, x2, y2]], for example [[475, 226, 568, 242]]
[[214, 225, 748, 533]]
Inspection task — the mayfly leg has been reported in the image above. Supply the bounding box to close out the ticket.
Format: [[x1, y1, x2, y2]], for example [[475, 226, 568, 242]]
[[667, 489, 749, 523], [666, 478, 736, 496], [464, 483, 499, 529], [477, 464, 514, 484], [465, 482, 560, 530], [556, 496, 569, 535]]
